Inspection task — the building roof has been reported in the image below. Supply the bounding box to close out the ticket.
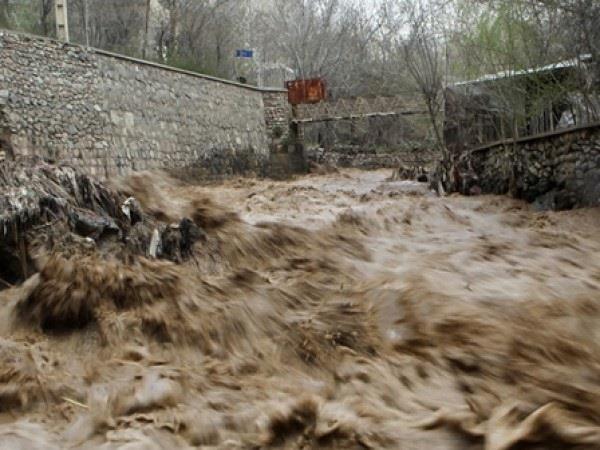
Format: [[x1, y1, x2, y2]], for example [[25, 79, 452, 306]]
[[453, 54, 592, 87]]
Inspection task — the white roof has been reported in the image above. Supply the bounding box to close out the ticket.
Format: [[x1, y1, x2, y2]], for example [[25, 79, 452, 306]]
[[453, 54, 592, 87]]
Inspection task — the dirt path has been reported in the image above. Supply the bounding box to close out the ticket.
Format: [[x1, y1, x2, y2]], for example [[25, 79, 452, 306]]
[[1, 169, 599, 449]]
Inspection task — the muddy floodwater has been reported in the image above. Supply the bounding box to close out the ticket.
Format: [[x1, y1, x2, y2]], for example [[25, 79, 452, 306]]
[[1, 169, 600, 449]]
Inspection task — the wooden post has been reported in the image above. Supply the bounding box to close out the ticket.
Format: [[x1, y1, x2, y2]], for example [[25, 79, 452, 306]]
[[55, 0, 69, 42]]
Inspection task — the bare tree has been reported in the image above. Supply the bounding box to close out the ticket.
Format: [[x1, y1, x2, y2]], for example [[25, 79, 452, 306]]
[[156, 0, 179, 61], [0, 0, 54, 36], [152, 0, 238, 75], [403, 12, 445, 154], [67, 0, 146, 54], [259, 0, 377, 94], [37, 0, 54, 36], [142, 0, 152, 58], [376, 0, 448, 154], [0, 0, 9, 28]]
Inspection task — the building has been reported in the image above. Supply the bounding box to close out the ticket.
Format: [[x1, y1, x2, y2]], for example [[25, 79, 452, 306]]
[[444, 55, 599, 155]]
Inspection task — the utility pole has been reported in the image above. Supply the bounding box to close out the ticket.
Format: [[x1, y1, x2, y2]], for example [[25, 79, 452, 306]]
[[55, 0, 69, 42]]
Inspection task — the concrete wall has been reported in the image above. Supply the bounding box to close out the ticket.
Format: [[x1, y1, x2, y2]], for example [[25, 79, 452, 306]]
[[454, 124, 600, 209], [0, 31, 290, 179]]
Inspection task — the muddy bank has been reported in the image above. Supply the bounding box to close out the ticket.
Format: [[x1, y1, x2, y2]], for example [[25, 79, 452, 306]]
[[0, 168, 600, 449], [0, 161, 214, 287]]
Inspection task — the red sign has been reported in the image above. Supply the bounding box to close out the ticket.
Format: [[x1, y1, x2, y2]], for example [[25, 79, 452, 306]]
[[285, 79, 326, 105]]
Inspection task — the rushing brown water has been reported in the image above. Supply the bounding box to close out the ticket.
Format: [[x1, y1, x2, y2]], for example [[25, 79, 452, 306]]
[[1, 169, 600, 449]]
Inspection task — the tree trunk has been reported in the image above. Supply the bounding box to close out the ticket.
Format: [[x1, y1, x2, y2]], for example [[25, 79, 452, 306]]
[[83, 0, 89, 46], [167, 0, 179, 61], [142, 0, 151, 59], [425, 96, 445, 159], [0, 0, 10, 27], [40, 0, 50, 36]]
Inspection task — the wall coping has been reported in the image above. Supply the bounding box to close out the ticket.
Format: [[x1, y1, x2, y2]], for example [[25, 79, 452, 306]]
[[0, 29, 288, 94], [469, 122, 600, 154]]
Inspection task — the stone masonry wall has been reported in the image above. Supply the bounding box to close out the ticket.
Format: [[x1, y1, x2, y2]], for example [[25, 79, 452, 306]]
[[0, 31, 290, 179], [454, 124, 600, 209], [262, 90, 290, 141], [308, 145, 438, 170]]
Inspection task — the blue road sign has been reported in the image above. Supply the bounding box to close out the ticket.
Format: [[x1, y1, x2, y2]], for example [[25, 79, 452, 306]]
[[235, 49, 254, 58]]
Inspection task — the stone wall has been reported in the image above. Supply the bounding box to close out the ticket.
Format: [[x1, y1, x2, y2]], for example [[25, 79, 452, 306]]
[[453, 124, 600, 209], [0, 31, 290, 179], [262, 90, 291, 141], [308, 145, 438, 170], [302, 115, 429, 150]]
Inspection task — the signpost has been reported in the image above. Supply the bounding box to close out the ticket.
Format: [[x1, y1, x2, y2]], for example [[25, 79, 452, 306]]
[[235, 49, 260, 86]]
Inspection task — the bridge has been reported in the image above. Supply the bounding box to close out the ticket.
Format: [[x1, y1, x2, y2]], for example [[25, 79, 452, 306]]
[[291, 95, 427, 124]]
